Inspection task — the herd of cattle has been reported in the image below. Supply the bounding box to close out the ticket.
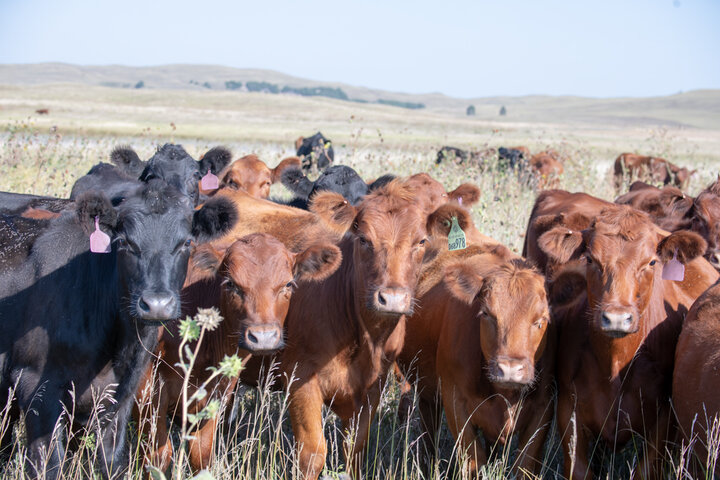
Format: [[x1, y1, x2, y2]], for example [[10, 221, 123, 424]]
[[0, 131, 718, 480]]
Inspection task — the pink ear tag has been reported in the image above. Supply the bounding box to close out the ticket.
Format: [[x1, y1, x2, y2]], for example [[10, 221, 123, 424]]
[[457, 197, 463, 206], [662, 250, 685, 281], [90, 216, 111, 254], [201, 169, 219, 191]]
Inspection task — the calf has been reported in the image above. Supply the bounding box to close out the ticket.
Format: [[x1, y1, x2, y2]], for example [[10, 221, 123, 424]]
[[280, 165, 375, 207], [0, 182, 235, 479], [398, 245, 553, 477], [529, 151, 564, 189], [242, 180, 467, 479], [527, 191, 718, 479], [137, 233, 341, 472], [614, 153, 695, 190], [435, 146, 469, 165], [295, 132, 334, 173], [210, 149, 300, 199], [672, 279, 720, 477], [498, 146, 529, 171]]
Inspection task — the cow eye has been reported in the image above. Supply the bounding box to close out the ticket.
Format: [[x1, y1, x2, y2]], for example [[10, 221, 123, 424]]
[[225, 281, 244, 299], [649, 259, 657, 266], [534, 317, 547, 329], [419, 238, 427, 246], [586, 256, 592, 264], [116, 237, 127, 248]]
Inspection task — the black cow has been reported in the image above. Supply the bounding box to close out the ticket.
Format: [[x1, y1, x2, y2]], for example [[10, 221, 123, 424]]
[[435, 146, 469, 165], [295, 132, 334, 173], [0, 181, 236, 479], [498, 147, 528, 171]]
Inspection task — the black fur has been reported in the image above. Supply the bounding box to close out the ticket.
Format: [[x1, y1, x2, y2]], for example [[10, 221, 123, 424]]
[[191, 195, 238, 242], [110, 145, 146, 178], [296, 132, 334, 173], [199, 146, 233, 176]]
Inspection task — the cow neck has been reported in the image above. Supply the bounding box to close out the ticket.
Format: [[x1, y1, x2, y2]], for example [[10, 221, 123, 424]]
[[586, 272, 667, 381]]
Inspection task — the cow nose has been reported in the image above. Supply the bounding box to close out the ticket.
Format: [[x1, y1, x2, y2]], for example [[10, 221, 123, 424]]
[[493, 357, 531, 386], [243, 326, 282, 354], [138, 293, 177, 320], [373, 288, 412, 314], [600, 311, 634, 333]]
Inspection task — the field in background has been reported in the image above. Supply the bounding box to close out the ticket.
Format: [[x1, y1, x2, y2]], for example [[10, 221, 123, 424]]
[[1, 82, 719, 478]]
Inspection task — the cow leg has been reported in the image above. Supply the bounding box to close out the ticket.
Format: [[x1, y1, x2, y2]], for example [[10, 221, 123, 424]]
[[393, 363, 413, 424], [188, 417, 219, 473], [515, 397, 553, 477], [417, 395, 443, 477], [442, 387, 485, 477], [289, 381, 326, 480], [96, 399, 134, 479], [344, 385, 382, 479], [634, 404, 672, 480], [23, 388, 66, 480], [558, 393, 590, 479], [137, 381, 173, 476]]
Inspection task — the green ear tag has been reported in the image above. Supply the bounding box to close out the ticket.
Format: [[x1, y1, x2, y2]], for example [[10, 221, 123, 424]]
[[448, 216, 467, 251]]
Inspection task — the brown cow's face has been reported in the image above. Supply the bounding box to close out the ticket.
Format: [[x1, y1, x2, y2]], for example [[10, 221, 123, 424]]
[[405, 173, 480, 213], [220, 156, 273, 199], [691, 192, 720, 269], [445, 255, 549, 389]]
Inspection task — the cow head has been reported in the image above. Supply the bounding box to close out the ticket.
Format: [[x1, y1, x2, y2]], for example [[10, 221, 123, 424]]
[[296, 132, 334, 172], [110, 145, 146, 178], [444, 252, 550, 389], [538, 205, 706, 337], [191, 234, 340, 354], [310, 179, 467, 319], [141, 144, 230, 206], [690, 189, 720, 269], [404, 173, 480, 214], [76, 181, 237, 324], [219, 154, 301, 199]]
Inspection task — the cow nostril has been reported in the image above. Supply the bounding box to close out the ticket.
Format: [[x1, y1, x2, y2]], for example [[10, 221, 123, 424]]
[[138, 298, 150, 313], [377, 292, 387, 306], [247, 331, 259, 345]]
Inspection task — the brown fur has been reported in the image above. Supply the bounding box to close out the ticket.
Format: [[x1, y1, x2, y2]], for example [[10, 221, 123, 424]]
[[526, 190, 718, 479], [529, 152, 564, 189], [614, 153, 695, 190], [215, 154, 301, 199], [20, 207, 62, 220]]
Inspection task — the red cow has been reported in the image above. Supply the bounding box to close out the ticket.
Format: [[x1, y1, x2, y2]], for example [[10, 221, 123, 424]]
[[614, 153, 695, 190]]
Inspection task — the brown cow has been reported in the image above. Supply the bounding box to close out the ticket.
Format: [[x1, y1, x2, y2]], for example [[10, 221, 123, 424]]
[[404, 172, 480, 214], [616, 179, 720, 269], [527, 191, 718, 479], [136, 234, 341, 472], [398, 245, 554, 477], [672, 279, 720, 477], [529, 151, 564, 189], [241, 179, 468, 479], [614, 153, 695, 190], [216, 154, 301, 199]]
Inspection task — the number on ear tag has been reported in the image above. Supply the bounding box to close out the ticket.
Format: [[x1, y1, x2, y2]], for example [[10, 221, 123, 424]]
[[662, 250, 685, 281], [90, 216, 111, 253], [201, 169, 219, 191], [448, 216, 467, 251]]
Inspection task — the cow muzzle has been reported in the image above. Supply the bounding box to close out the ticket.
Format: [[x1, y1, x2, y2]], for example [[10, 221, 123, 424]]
[[488, 357, 534, 388], [241, 325, 283, 355], [599, 310, 637, 337], [372, 287, 413, 315], [137, 293, 178, 321]]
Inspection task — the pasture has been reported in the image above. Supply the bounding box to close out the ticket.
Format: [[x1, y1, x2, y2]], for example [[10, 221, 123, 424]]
[[1, 83, 720, 479]]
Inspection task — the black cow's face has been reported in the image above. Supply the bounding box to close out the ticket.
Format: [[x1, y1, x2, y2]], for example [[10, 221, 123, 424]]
[[141, 144, 203, 206]]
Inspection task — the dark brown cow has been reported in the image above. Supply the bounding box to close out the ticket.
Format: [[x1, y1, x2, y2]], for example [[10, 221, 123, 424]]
[[526, 190, 718, 479], [614, 153, 695, 190], [398, 245, 554, 477], [616, 179, 720, 269], [136, 234, 341, 472], [529, 151, 564, 189], [672, 279, 720, 477], [215, 154, 301, 199], [241, 180, 468, 479]]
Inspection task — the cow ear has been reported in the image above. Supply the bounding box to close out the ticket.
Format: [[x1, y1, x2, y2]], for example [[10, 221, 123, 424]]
[[192, 196, 238, 243], [199, 146, 233, 175], [295, 136, 305, 152], [444, 262, 485, 305], [190, 244, 225, 276], [537, 226, 585, 263], [271, 156, 302, 184], [426, 204, 472, 239], [294, 243, 342, 282], [309, 191, 357, 235], [281, 167, 314, 199], [657, 230, 707, 264], [448, 183, 481, 206], [75, 191, 117, 236], [110, 145, 146, 178], [367, 174, 396, 192]]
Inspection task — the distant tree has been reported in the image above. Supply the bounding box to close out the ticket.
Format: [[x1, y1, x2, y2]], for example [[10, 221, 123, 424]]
[[377, 99, 425, 109], [246, 81, 280, 93], [499, 105, 507, 116], [202, 82, 212, 89], [225, 80, 243, 90], [134, 80, 144, 89], [466, 105, 476, 116]]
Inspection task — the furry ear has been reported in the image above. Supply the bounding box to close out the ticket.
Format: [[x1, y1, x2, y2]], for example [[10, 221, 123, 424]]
[[271, 156, 302, 184], [629, 181, 655, 192], [447, 183, 480, 206], [444, 262, 485, 305], [199, 146, 233, 175], [75, 191, 117, 236], [537, 226, 585, 264], [281, 167, 314, 199], [657, 230, 707, 264], [366, 174, 397, 192], [192, 196, 237, 243], [190, 244, 225, 276], [294, 243, 342, 282], [426, 204, 472, 239], [110, 146, 145, 178], [309, 191, 357, 235], [294, 136, 305, 153]]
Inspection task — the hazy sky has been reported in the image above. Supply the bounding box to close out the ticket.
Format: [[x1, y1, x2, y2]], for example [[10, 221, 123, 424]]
[[1, 0, 718, 98]]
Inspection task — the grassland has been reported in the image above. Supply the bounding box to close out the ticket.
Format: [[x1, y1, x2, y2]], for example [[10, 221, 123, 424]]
[[0, 81, 719, 479]]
